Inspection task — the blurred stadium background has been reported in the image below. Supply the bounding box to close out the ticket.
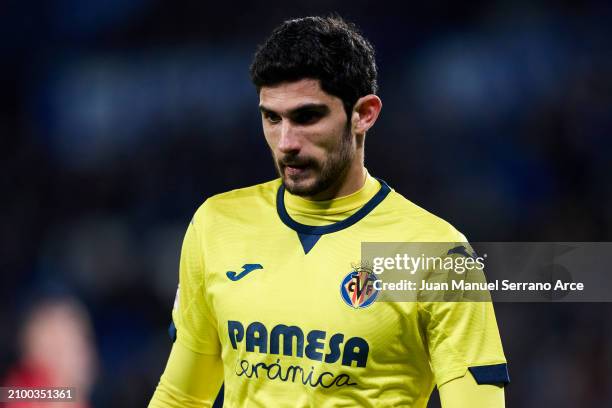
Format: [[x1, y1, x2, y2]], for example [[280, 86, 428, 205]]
[[1, 0, 611, 406]]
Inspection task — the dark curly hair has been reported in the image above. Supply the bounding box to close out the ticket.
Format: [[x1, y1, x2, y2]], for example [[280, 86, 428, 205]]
[[250, 16, 378, 119]]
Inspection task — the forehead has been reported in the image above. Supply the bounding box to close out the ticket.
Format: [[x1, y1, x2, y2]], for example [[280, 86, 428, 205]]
[[259, 79, 342, 112]]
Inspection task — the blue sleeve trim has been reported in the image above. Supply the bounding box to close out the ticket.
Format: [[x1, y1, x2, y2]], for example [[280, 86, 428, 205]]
[[447, 245, 474, 258], [213, 384, 224, 408], [168, 320, 177, 342], [468, 363, 510, 386]]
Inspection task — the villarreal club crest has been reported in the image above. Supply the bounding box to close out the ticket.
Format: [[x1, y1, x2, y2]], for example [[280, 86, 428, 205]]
[[340, 264, 379, 309]]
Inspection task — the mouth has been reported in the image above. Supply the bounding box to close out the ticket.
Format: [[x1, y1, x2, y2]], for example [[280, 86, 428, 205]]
[[284, 164, 309, 177], [281, 161, 312, 178]]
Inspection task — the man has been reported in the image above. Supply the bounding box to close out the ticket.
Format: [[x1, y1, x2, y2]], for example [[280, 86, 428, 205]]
[[149, 16, 508, 407], [3, 296, 97, 408]]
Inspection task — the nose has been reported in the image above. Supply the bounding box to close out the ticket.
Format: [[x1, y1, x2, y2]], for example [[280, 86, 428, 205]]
[[277, 121, 301, 154]]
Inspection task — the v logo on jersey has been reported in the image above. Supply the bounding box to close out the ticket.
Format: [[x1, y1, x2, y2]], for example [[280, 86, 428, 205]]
[[226, 264, 264, 281]]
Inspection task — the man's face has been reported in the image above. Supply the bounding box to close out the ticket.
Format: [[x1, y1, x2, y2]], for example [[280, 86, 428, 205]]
[[259, 79, 355, 197]]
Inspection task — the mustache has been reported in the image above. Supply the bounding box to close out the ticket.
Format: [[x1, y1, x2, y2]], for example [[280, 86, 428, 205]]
[[278, 157, 317, 168]]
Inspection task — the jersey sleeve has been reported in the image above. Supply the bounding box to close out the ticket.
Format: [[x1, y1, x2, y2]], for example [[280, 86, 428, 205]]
[[438, 370, 505, 408], [172, 210, 221, 355], [417, 240, 509, 388], [148, 341, 224, 408]]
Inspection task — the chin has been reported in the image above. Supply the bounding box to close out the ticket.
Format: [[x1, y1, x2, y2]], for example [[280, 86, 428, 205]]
[[283, 176, 319, 197]]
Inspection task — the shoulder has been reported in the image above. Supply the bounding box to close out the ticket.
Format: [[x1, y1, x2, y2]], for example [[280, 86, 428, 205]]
[[191, 178, 281, 227], [379, 187, 467, 242]]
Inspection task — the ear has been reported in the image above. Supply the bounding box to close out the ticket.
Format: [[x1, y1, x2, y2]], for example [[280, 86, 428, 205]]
[[351, 94, 382, 135]]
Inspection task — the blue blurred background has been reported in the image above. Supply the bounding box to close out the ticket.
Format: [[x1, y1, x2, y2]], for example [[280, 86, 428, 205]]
[[1, 0, 611, 406]]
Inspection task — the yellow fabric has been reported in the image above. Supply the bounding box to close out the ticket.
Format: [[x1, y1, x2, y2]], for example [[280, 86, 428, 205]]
[[439, 371, 505, 407], [418, 299, 506, 387], [284, 170, 378, 225], [149, 173, 507, 407], [169, 217, 221, 355], [149, 341, 223, 407]]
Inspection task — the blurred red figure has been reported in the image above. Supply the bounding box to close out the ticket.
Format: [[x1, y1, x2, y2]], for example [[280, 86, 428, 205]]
[[2, 297, 98, 408]]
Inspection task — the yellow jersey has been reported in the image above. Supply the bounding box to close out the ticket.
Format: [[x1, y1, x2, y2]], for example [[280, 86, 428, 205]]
[[171, 173, 507, 407]]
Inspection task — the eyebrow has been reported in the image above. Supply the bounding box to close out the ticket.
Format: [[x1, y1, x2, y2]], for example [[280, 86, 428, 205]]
[[259, 103, 330, 117]]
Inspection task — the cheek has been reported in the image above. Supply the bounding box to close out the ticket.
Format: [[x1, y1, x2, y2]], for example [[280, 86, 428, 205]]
[[309, 120, 347, 153], [262, 123, 279, 150]]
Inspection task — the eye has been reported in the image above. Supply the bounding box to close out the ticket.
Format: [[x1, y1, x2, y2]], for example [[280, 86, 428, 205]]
[[293, 111, 322, 125], [263, 111, 281, 124]]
